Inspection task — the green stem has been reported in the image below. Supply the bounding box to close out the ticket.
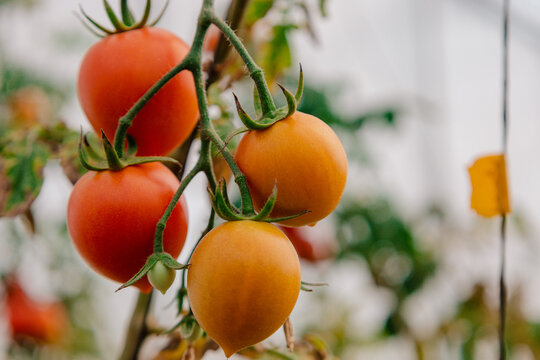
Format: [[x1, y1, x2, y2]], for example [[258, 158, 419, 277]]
[[113, 59, 189, 157], [118, 292, 153, 360], [153, 162, 203, 253], [206, 0, 250, 86], [210, 14, 276, 114]]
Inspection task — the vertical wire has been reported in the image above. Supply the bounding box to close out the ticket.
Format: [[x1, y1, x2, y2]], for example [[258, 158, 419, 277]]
[[499, 0, 509, 359]]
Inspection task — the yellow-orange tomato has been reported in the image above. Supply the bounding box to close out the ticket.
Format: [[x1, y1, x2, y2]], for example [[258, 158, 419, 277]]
[[187, 221, 301, 357], [234, 111, 348, 227]]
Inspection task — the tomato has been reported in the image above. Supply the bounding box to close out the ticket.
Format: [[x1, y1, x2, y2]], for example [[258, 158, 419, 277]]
[[234, 111, 348, 227], [77, 27, 199, 156], [5, 280, 68, 344], [278, 225, 334, 262], [187, 221, 300, 357], [67, 162, 188, 292]]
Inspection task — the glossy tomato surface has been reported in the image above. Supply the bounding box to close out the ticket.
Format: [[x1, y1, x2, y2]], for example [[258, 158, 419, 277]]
[[67, 162, 188, 292], [187, 221, 301, 357], [78, 27, 198, 156], [235, 111, 348, 227]]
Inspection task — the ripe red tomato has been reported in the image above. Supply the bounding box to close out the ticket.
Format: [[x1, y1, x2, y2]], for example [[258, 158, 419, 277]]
[[278, 225, 334, 262], [234, 111, 348, 227], [67, 162, 188, 292], [187, 221, 301, 357], [5, 280, 68, 344], [77, 27, 199, 156]]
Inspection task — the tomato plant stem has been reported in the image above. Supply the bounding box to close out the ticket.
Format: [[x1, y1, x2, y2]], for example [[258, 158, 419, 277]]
[[118, 292, 152, 360], [153, 161, 202, 253], [113, 58, 189, 157], [210, 14, 277, 114], [112, 0, 256, 221]]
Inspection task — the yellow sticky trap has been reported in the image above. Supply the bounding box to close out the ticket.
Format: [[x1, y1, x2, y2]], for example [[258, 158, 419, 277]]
[[468, 154, 510, 217]]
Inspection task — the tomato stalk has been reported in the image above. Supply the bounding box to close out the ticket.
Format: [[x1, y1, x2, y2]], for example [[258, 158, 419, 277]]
[[115, 0, 306, 292]]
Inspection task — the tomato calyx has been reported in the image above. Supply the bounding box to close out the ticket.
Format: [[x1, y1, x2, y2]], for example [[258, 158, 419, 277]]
[[208, 178, 309, 222], [233, 65, 304, 131], [77, 0, 169, 38], [78, 130, 179, 172], [116, 252, 187, 292], [178, 315, 203, 343]]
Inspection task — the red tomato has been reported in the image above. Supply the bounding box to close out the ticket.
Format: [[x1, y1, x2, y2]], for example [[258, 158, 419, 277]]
[[77, 28, 199, 156], [67, 162, 188, 292], [5, 281, 68, 344], [278, 226, 334, 262]]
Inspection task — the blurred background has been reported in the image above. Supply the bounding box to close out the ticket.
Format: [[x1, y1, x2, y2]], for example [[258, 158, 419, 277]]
[[1, 0, 540, 359]]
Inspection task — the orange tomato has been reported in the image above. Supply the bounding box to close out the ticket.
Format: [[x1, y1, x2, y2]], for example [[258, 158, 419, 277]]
[[187, 221, 301, 357], [234, 111, 348, 227], [67, 162, 188, 292], [77, 27, 199, 156]]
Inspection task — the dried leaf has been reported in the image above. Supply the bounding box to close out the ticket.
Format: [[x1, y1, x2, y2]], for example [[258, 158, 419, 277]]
[[468, 154, 511, 217]]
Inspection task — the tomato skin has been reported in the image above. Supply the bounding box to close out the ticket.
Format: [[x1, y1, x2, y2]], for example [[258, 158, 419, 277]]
[[278, 225, 334, 262], [67, 162, 188, 292], [234, 111, 348, 227], [5, 281, 68, 344], [187, 221, 301, 357], [77, 28, 199, 156]]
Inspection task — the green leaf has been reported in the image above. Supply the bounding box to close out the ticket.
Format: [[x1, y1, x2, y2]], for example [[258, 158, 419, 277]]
[[1, 142, 48, 216], [244, 0, 274, 27], [259, 24, 295, 84]]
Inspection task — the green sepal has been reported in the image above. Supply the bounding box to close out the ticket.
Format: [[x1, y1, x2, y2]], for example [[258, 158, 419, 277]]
[[234, 71, 303, 131], [233, 93, 267, 130], [300, 280, 327, 292], [179, 315, 203, 342], [264, 210, 310, 223], [78, 0, 169, 37], [103, 0, 128, 32], [77, 130, 178, 172], [116, 252, 188, 292], [208, 183, 244, 221], [79, 5, 115, 35], [159, 252, 188, 269], [101, 130, 124, 170], [176, 286, 187, 316], [75, 12, 106, 38], [124, 156, 180, 167], [116, 255, 159, 292], [251, 182, 278, 220], [130, 0, 152, 29], [78, 131, 106, 171], [82, 134, 103, 161], [120, 0, 135, 26], [295, 64, 304, 103], [149, 0, 170, 27]]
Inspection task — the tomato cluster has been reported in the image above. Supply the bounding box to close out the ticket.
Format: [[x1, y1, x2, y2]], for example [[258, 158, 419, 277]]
[[68, 5, 347, 357]]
